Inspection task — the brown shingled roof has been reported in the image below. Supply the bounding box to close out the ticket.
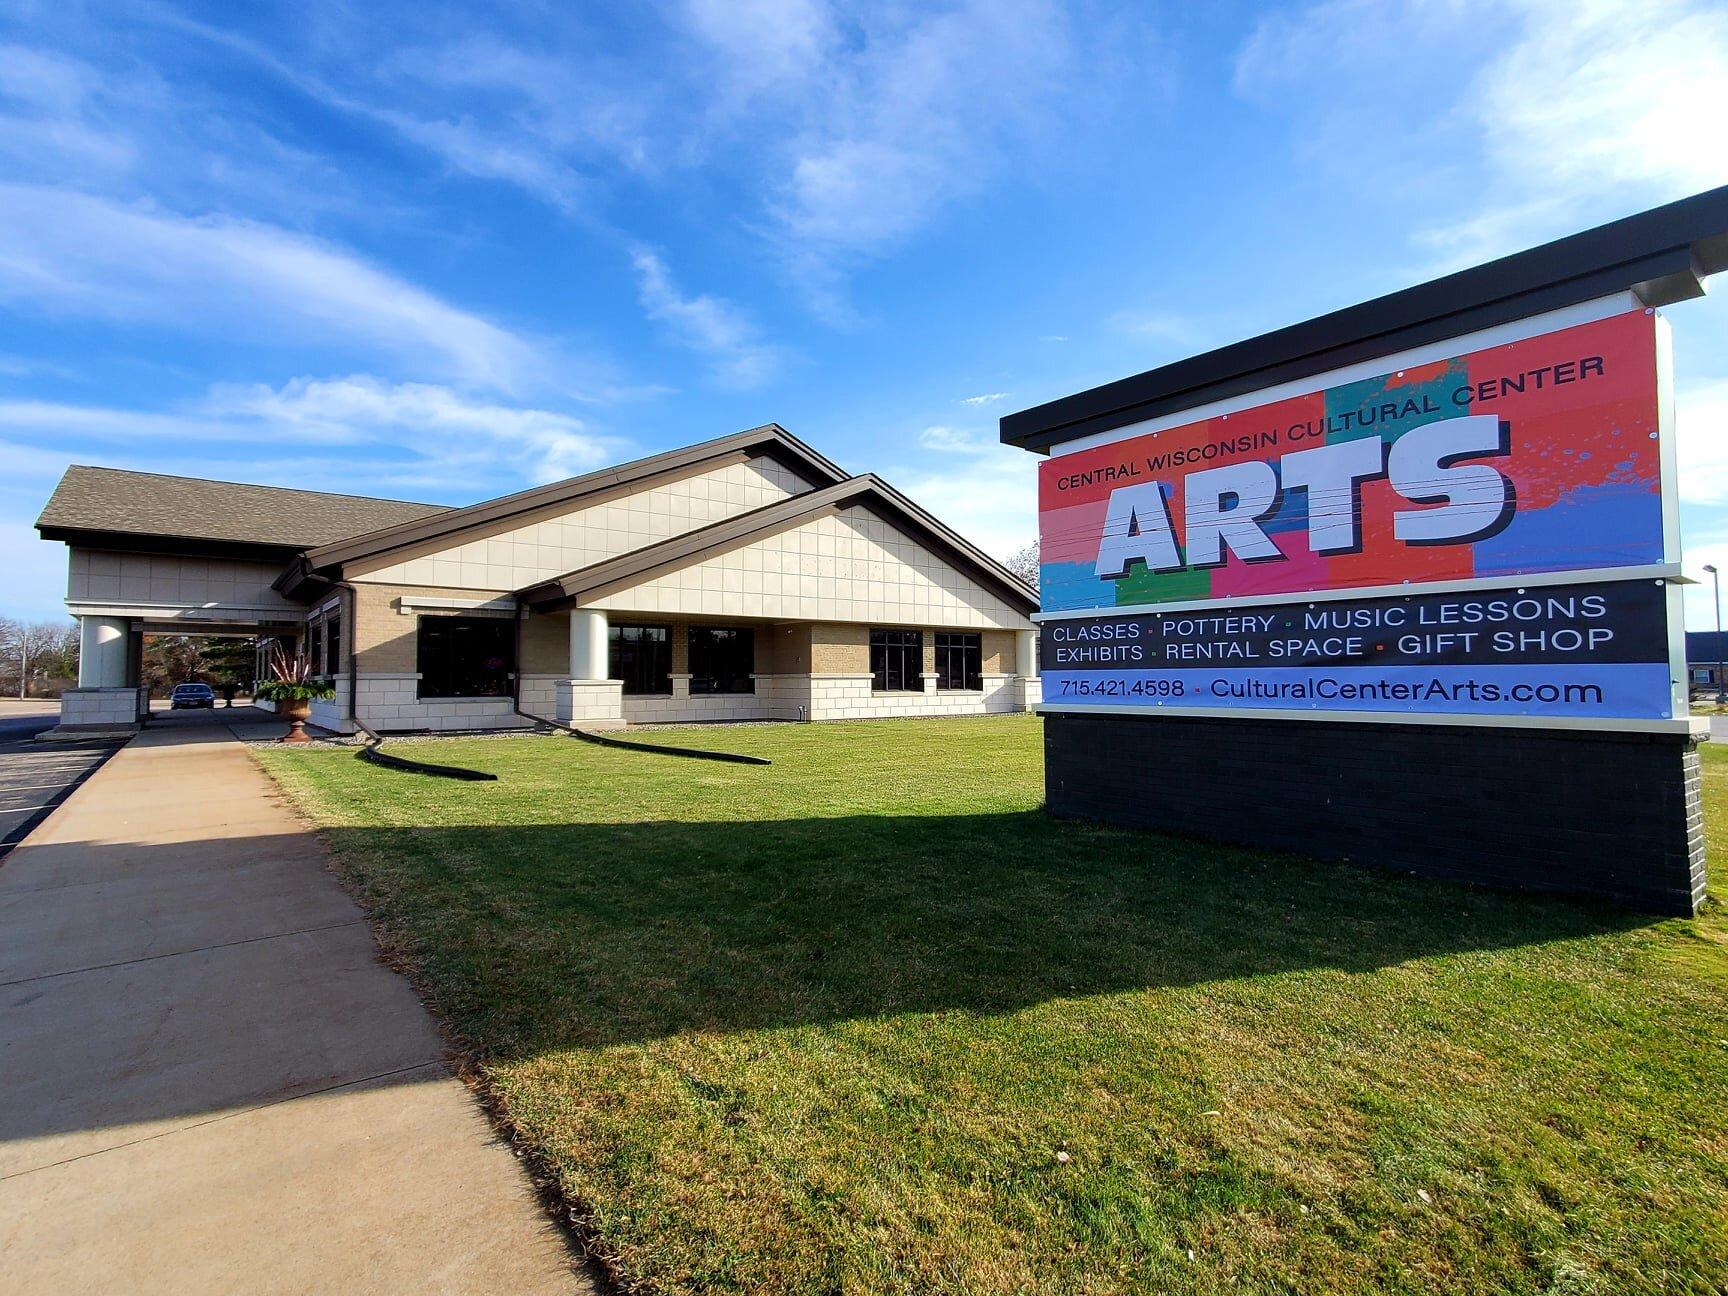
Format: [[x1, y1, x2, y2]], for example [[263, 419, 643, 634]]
[[36, 465, 450, 551]]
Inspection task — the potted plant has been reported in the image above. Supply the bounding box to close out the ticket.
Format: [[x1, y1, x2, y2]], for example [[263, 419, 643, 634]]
[[253, 644, 336, 745]]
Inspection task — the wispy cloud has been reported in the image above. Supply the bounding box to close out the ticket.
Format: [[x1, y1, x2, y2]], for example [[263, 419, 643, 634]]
[[918, 424, 990, 453], [0, 185, 548, 393], [1235, 0, 1728, 270], [897, 437, 1036, 558], [0, 376, 625, 489], [960, 392, 1008, 406], [630, 249, 782, 389]]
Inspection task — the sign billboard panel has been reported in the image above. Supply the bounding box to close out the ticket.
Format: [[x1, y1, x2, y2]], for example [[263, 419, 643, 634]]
[[1040, 578, 1672, 721], [1037, 309, 1664, 614]]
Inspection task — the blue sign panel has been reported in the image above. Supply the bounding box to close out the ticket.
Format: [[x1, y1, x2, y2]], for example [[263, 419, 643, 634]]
[[1040, 579, 1674, 721]]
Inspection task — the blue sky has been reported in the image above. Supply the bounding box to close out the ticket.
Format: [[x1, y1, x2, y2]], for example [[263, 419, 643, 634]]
[[3, 0, 1728, 625]]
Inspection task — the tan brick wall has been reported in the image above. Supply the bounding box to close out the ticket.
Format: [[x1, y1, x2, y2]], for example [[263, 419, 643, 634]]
[[982, 630, 1016, 675], [810, 623, 869, 674], [520, 609, 567, 675]]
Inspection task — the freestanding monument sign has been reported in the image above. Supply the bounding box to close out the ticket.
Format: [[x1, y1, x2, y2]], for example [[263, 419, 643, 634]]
[[1002, 188, 1728, 914]]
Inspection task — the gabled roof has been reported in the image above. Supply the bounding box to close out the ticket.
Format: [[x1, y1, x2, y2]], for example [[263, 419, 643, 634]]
[[517, 474, 1039, 615], [1003, 182, 1728, 453], [35, 465, 449, 558], [278, 424, 849, 596]]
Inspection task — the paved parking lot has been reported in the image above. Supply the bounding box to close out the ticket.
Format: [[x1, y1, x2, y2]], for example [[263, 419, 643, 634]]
[[0, 702, 123, 863]]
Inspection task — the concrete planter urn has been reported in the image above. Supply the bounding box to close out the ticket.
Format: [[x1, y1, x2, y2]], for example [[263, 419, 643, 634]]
[[254, 643, 336, 745], [278, 696, 313, 745]]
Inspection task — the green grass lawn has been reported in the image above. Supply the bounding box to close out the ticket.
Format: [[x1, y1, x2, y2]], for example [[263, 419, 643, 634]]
[[256, 716, 1728, 1295]]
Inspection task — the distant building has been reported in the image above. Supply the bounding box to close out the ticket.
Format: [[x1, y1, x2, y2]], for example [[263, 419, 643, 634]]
[[1685, 631, 1728, 692]]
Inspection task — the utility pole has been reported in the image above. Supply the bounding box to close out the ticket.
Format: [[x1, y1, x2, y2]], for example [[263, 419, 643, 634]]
[[1707, 564, 1726, 706]]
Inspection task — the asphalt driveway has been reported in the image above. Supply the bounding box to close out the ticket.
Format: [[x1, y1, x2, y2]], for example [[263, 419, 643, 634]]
[[0, 701, 122, 864]]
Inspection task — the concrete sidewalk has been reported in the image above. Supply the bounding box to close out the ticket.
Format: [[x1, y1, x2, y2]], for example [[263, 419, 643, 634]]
[[0, 716, 590, 1294]]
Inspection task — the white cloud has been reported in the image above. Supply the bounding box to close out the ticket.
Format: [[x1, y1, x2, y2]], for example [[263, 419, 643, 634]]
[[900, 417, 1035, 556], [754, 0, 1082, 280], [919, 424, 989, 453], [0, 376, 624, 490], [960, 392, 1008, 406], [1236, 0, 1728, 269], [0, 185, 547, 393], [895, 440, 1037, 560], [631, 249, 782, 388], [1676, 380, 1728, 507]]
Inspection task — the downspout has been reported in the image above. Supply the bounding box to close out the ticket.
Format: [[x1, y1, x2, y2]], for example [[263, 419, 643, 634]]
[[336, 580, 497, 783], [510, 600, 770, 767]]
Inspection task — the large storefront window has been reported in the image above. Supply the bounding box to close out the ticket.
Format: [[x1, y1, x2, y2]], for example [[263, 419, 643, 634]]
[[935, 632, 982, 690], [870, 628, 922, 692], [689, 626, 755, 694], [609, 623, 670, 695], [416, 616, 514, 699]]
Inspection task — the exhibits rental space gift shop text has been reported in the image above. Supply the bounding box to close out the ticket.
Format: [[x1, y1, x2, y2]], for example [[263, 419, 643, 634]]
[[1036, 308, 1682, 724]]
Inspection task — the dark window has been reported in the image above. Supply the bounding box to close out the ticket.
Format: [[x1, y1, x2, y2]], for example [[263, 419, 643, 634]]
[[307, 620, 324, 677], [935, 632, 982, 690], [416, 616, 515, 699], [609, 623, 670, 695], [689, 626, 755, 694], [324, 612, 342, 675], [870, 628, 922, 692]]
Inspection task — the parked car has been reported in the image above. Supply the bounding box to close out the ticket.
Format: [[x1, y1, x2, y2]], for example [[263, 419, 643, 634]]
[[169, 682, 216, 710]]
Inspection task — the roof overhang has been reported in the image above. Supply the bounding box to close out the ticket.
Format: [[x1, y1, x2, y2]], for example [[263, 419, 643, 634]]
[[284, 424, 851, 592], [38, 526, 307, 566], [518, 474, 1039, 616], [1001, 183, 1728, 455]]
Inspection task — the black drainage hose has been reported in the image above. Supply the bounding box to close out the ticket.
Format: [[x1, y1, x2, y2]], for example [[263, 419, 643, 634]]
[[566, 721, 771, 766], [512, 698, 770, 766], [352, 717, 499, 782]]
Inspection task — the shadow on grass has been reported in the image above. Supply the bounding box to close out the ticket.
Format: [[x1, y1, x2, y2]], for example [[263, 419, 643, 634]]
[[316, 809, 1653, 1058]]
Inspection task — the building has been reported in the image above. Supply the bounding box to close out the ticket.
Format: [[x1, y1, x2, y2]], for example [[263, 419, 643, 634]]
[[35, 426, 1041, 734], [1685, 631, 1728, 693]]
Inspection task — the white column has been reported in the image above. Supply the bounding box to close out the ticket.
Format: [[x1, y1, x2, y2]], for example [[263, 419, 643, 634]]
[[78, 615, 130, 687], [569, 608, 609, 681], [1016, 629, 1038, 678]]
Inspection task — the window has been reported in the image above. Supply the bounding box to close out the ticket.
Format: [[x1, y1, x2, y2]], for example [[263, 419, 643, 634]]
[[1696, 668, 1714, 684], [870, 628, 922, 692], [323, 611, 342, 675], [416, 616, 514, 699], [609, 623, 670, 695], [307, 620, 324, 677], [689, 626, 755, 694], [935, 632, 982, 691]]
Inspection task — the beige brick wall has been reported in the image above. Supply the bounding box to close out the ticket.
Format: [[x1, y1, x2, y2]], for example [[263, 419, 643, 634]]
[[521, 609, 567, 676], [811, 623, 869, 674], [983, 630, 1015, 675], [351, 583, 519, 674]]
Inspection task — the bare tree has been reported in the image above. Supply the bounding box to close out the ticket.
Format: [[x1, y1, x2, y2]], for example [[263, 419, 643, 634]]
[[1004, 541, 1039, 591], [0, 617, 17, 698], [0, 618, 78, 698]]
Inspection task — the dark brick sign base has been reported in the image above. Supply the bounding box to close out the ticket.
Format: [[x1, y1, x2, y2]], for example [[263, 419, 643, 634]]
[[1044, 712, 1706, 916]]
